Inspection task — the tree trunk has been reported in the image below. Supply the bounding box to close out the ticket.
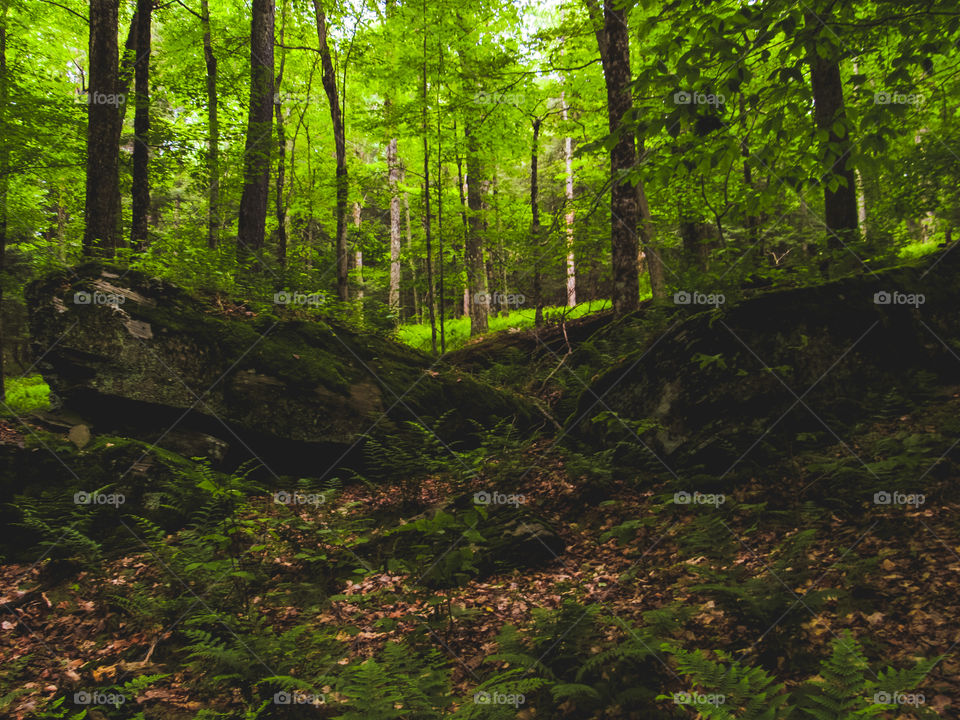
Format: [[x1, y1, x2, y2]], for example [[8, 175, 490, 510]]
[[588, 0, 640, 313], [130, 0, 150, 251], [83, 0, 122, 256], [313, 0, 348, 300], [439, 172, 448, 342], [806, 12, 858, 258], [200, 0, 220, 249], [353, 201, 363, 299], [237, 0, 274, 265], [274, 10, 287, 272], [388, 137, 401, 313], [405, 194, 419, 322], [562, 91, 576, 306], [464, 127, 489, 335], [454, 121, 469, 318], [738, 93, 758, 245], [421, 11, 437, 354], [638, 181, 664, 298], [0, 0, 8, 400], [530, 117, 543, 326]]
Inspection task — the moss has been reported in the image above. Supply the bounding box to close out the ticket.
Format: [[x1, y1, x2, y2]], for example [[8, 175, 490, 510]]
[[26, 264, 539, 470], [567, 249, 960, 475]]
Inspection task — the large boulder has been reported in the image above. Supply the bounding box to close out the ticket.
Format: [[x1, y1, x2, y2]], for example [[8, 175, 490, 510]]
[[569, 250, 960, 475], [26, 264, 537, 475]]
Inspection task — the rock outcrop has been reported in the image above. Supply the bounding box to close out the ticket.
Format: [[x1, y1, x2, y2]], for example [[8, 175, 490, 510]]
[[27, 264, 536, 475], [570, 251, 960, 474]]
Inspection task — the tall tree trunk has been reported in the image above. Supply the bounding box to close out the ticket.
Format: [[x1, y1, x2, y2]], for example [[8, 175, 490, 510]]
[[436, 41, 445, 352], [485, 179, 499, 316], [562, 91, 576, 306], [83, 0, 122, 256], [464, 126, 488, 335], [388, 137, 401, 313], [130, 0, 151, 250], [313, 0, 348, 300], [200, 0, 220, 249], [530, 117, 543, 326], [638, 179, 664, 298], [738, 93, 758, 245], [805, 12, 858, 261], [237, 0, 274, 266], [457, 154, 469, 318], [405, 193, 419, 322], [353, 201, 363, 299], [586, 0, 639, 313], [421, 5, 436, 353], [0, 0, 8, 400], [274, 7, 287, 272]]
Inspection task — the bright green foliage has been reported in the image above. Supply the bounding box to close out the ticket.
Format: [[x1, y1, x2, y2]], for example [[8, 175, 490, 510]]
[[0, 375, 51, 415], [663, 645, 793, 720]]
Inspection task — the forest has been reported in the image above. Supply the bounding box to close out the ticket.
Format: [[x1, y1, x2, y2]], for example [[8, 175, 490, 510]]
[[0, 0, 959, 716]]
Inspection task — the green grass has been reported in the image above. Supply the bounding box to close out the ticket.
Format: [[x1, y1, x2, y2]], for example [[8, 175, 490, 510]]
[[396, 300, 611, 354], [897, 238, 943, 261], [2, 375, 52, 415]]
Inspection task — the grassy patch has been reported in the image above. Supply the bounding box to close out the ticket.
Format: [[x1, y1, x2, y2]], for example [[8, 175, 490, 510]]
[[2, 375, 51, 415], [396, 300, 612, 353], [897, 238, 942, 261]]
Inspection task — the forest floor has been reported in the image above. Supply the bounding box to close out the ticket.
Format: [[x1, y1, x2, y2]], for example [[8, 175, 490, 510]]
[[1, 373, 958, 718]]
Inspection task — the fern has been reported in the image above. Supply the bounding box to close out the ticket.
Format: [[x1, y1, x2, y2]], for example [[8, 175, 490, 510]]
[[330, 641, 451, 719], [664, 644, 793, 720], [797, 631, 937, 719]]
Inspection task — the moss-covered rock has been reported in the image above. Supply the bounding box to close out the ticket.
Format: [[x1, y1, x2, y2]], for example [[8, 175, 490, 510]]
[[26, 264, 536, 474], [569, 251, 960, 475]]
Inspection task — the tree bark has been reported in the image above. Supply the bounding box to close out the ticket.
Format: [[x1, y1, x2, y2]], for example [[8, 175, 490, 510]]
[[274, 9, 287, 271], [130, 0, 151, 250], [237, 0, 274, 265], [421, 10, 437, 353], [0, 0, 8, 400], [586, 0, 639, 313], [405, 193, 419, 322], [464, 126, 489, 335], [200, 0, 220, 249], [530, 117, 543, 326], [806, 12, 858, 258], [313, 0, 348, 300], [353, 201, 363, 299], [83, 0, 122, 256], [455, 140, 469, 318], [388, 137, 401, 313], [638, 179, 664, 298], [562, 91, 576, 306]]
